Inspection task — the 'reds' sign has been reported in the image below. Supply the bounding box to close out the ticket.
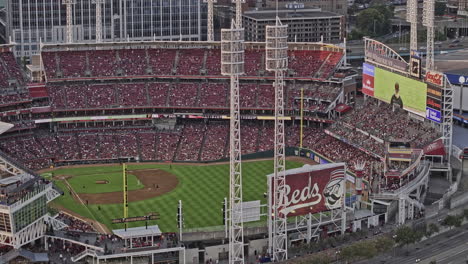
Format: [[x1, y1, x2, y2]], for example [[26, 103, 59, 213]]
[[269, 163, 345, 217]]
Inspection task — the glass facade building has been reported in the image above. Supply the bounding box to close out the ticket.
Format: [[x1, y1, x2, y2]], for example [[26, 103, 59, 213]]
[[6, 0, 207, 58], [12, 195, 46, 233]]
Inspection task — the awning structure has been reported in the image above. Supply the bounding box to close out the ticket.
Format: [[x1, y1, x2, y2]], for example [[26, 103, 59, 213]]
[[423, 138, 446, 156], [334, 103, 352, 114], [113, 225, 162, 240], [0, 121, 13, 134]]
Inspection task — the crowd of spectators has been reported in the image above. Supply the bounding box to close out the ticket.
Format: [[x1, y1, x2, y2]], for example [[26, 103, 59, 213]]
[[0, 51, 25, 86], [46, 81, 342, 111], [330, 98, 440, 151], [177, 49, 204, 75], [56, 213, 97, 233], [41, 48, 342, 80]]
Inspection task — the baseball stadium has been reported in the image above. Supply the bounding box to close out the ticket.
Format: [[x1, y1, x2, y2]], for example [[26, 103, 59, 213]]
[[0, 2, 463, 264]]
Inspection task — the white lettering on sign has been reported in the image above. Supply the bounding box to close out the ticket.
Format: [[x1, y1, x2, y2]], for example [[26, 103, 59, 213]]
[[278, 177, 322, 215]]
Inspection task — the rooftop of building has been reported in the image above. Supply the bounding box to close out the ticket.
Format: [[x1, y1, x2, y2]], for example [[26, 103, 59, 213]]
[[243, 8, 342, 20]]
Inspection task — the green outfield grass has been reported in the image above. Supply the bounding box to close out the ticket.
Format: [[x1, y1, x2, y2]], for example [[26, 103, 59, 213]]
[[49, 160, 304, 232]]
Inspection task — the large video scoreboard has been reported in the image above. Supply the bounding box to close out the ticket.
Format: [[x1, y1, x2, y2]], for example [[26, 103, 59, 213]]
[[363, 63, 443, 123]]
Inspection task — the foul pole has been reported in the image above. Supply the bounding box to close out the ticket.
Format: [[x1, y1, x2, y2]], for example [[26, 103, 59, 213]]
[[300, 87, 304, 149], [123, 163, 128, 230]]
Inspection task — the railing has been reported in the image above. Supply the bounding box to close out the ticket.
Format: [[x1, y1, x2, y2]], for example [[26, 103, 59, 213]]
[[71, 249, 97, 262], [9, 183, 53, 211], [374, 161, 430, 199]]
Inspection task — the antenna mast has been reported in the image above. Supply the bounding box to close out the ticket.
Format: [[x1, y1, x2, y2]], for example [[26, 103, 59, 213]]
[[423, 0, 435, 70], [266, 16, 289, 262], [203, 0, 217, 41], [92, 0, 105, 43], [62, 0, 76, 43], [222, 0, 245, 263], [406, 0, 418, 52]]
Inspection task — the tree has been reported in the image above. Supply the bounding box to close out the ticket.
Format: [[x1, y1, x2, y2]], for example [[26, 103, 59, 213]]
[[356, 8, 388, 37], [395, 226, 423, 251], [340, 244, 357, 262], [427, 223, 439, 236], [442, 215, 463, 229], [374, 236, 395, 252], [435, 2, 447, 16], [463, 209, 468, 220]]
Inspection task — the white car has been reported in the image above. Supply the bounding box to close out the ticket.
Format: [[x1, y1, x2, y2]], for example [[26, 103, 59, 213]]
[[399, 47, 408, 51], [419, 46, 427, 50], [435, 41, 442, 45]]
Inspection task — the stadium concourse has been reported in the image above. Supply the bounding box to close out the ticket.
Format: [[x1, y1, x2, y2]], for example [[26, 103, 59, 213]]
[[0, 41, 443, 263]]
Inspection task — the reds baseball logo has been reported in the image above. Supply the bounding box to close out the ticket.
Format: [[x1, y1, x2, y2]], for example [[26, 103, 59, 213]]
[[275, 166, 345, 216], [323, 169, 345, 210]]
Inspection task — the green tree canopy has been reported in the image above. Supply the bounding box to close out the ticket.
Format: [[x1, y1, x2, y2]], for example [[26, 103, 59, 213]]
[[435, 2, 447, 16], [395, 226, 423, 249], [443, 215, 463, 229], [356, 5, 393, 37]]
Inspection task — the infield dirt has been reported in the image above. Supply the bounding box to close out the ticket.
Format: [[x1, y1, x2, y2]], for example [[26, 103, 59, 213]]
[[72, 169, 179, 204]]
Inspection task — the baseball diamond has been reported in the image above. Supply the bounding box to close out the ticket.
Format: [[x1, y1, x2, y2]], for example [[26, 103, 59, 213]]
[[46, 159, 308, 232]]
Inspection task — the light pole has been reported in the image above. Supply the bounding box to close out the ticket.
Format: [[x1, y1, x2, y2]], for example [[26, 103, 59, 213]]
[[459, 76, 465, 115]]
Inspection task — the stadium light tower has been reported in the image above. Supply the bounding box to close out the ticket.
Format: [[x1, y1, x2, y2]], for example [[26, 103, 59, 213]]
[[62, 0, 76, 43], [423, 0, 435, 70], [92, 0, 105, 43], [203, 0, 217, 41], [222, 1, 245, 262], [406, 0, 418, 52], [266, 17, 288, 262]]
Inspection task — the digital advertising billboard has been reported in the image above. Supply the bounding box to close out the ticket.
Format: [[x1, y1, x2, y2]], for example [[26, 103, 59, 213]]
[[362, 63, 428, 117], [374, 67, 427, 116], [269, 163, 345, 217]]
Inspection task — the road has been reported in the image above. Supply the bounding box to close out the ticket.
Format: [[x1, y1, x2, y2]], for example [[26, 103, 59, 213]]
[[359, 223, 468, 264], [363, 159, 468, 264], [346, 38, 468, 59]]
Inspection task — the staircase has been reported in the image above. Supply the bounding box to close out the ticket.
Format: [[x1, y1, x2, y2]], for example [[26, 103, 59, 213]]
[[74, 133, 83, 160], [172, 127, 184, 161], [136, 132, 143, 161], [197, 124, 208, 161], [201, 50, 208, 74], [144, 83, 151, 105], [154, 132, 160, 161], [315, 53, 332, 78], [195, 83, 202, 107], [34, 136, 51, 157], [165, 83, 173, 106], [173, 50, 181, 74], [71, 249, 97, 262], [96, 133, 103, 159]]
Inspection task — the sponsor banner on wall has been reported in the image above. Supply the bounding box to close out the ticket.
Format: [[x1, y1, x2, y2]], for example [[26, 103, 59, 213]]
[[269, 163, 345, 217], [366, 50, 408, 72], [423, 138, 446, 156], [362, 63, 375, 96], [426, 71, 444, 87]]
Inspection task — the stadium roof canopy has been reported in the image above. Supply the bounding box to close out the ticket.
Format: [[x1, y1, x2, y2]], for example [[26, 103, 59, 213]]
[[113, 225, 162, 239]]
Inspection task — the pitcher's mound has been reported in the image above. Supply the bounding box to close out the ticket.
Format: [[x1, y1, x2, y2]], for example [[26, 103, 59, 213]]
[[78, 169, 178, 204]]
